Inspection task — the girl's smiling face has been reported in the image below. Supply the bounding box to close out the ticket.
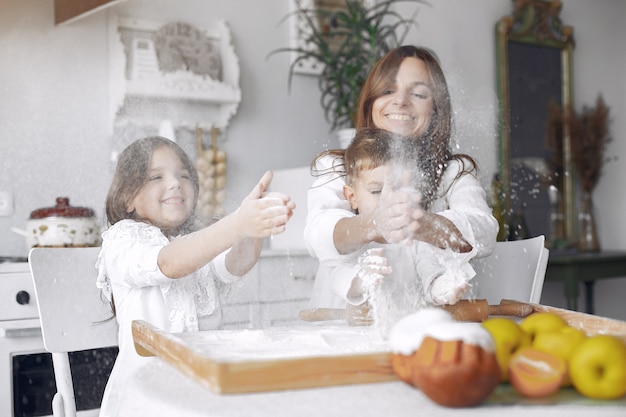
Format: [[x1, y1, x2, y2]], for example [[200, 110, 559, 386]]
[[129, 145, 196, 234], [371, 57, 435, 137]]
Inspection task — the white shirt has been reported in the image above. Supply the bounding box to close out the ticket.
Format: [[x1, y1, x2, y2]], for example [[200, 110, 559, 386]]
[[96, 219, 240, 417], [304, 154, 498, 308]]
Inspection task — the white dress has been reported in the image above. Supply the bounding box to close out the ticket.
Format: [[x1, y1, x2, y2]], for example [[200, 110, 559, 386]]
[[304, 154, 498, 308], [96, 220, 241, 417]]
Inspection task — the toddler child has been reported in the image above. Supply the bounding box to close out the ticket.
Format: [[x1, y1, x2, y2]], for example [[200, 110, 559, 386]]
[[308, 129, 476, 326], [96, 136, 294, 416]]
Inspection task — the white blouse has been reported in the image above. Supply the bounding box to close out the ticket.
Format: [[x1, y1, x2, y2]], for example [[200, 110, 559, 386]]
[[97, 219, 240, 417]]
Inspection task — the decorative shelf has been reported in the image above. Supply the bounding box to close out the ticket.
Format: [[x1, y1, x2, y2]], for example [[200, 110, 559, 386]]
[[109, 16, 241, 132]]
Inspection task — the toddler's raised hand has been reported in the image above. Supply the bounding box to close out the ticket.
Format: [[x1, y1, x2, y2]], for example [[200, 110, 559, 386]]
[[356, 248, 392, 290], [347, 247, 392, 305]]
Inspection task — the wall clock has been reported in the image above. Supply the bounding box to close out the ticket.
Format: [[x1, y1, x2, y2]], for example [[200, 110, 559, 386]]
[[153, 21, 222, 80]]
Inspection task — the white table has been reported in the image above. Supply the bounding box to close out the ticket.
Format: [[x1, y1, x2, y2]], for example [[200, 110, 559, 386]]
[[108, 358, 625, 417]]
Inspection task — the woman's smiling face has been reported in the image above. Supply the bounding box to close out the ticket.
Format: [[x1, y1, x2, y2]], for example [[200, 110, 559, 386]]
[[371, 57, 435, 137]]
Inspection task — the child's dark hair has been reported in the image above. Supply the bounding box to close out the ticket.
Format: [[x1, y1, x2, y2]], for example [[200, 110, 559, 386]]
[[344, 128, 393, 184], [105, 136, 200, 234], [319, 128, 439, 209]]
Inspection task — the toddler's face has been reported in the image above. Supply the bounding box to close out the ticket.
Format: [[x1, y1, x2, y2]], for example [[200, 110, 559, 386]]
[[129, 145, 196, 234], [345, 165, 390, 214]]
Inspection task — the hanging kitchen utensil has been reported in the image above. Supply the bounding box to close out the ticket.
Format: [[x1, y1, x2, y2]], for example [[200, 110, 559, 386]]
[[195, 126, 227, 220]]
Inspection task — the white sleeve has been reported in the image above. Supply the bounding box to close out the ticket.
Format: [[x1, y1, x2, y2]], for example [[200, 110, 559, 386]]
[[303, 154, 354, 263], [104, 236, 172, 289], [210, 250, 243, 284], [307, 251, 360, 309], [330, 263, 363, 306], [433, 159, 499, 258]]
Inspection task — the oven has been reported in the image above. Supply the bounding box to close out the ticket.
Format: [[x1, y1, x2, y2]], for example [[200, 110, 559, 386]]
[[0, 258, 118, 417]]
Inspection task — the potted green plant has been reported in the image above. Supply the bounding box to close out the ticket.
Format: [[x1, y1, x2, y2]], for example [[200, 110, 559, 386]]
[[270, 0, 427, 143]]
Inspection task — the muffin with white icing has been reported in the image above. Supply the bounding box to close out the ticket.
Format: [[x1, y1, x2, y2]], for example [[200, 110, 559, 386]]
[[389, 308, 501, 407]]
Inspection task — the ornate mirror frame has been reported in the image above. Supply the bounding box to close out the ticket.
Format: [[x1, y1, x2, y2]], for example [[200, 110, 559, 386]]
[[496, 0, 575, 245]]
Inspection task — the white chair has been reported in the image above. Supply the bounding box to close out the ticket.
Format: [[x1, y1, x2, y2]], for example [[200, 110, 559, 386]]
[[469, 235, 549, 305], [28, 247, 118, 417]]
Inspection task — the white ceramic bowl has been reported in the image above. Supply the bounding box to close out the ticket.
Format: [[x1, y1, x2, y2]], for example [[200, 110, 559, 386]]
[[14, 197, 100, 248], [24, 216, 100, 247]]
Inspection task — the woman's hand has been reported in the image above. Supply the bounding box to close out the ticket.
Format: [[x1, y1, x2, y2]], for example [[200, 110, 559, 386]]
[[370, 172, 472, 253], [413, 211, 473, 253]]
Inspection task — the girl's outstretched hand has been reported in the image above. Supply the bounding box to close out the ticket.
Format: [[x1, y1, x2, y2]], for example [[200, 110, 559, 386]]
[[236, 170, 295, 238]]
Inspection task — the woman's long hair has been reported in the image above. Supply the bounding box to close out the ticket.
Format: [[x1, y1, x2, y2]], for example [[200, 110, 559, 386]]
[[312, 45, 477, 203]]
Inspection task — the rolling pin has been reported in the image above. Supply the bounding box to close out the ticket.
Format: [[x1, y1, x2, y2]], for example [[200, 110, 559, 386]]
[[299, 299, 534, 326], [441, 299, 533, 322], [299, 304, 373, 326]]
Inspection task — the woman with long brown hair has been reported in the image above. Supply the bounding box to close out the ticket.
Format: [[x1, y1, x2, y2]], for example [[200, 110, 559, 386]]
[[304, 46, 498, 308]]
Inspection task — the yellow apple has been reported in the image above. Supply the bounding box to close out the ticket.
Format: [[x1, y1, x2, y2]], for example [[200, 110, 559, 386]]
[[533, 326, 587, 386], [520, 312, 568, 343], [569, 335, 626, 400], [533, 326, 587, 359], [482, 317, 531, 381]]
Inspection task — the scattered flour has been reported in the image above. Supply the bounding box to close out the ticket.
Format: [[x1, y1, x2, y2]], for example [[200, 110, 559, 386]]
[[173, 325, 389, 362]]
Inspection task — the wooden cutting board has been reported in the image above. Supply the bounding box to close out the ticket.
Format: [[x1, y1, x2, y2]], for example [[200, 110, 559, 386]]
[[500, 299, 626, 343], [132, 320, 397, 394]]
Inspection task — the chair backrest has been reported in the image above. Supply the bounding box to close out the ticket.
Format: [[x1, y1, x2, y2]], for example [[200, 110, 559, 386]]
[[28, 247, 118, 417], [469, 235, 549, 305]]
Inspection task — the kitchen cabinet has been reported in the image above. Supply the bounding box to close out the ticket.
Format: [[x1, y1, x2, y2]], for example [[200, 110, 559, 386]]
[[54, 0, 123, 25], [221, 250, 317, 329]]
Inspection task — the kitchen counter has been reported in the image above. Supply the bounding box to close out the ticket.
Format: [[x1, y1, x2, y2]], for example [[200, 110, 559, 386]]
[[107, 321, 626, 417], [107, 358, 626, 417]]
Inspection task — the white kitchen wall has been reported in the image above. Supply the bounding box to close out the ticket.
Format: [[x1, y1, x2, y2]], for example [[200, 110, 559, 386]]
[[0, 0, 624, 319]]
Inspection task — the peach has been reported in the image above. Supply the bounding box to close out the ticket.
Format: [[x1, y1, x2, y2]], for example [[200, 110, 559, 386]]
[[509, 347, 566, 398]]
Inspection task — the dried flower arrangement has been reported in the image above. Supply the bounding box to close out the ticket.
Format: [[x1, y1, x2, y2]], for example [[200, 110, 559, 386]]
[[547, 95, 613, 251], [570, 95, 613, 193], [546, 95, 613, 193]]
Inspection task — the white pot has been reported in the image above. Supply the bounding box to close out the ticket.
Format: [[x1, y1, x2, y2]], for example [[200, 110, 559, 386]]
[[12, 197, 100, 248], [336, 128, 356, 149]]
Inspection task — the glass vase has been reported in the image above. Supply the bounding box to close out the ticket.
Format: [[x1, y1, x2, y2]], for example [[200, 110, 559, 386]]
[[577, 190, 600, 252]]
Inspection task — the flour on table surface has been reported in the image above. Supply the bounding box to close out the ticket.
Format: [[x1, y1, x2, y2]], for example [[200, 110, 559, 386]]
[[172, 325, 389, 362]]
